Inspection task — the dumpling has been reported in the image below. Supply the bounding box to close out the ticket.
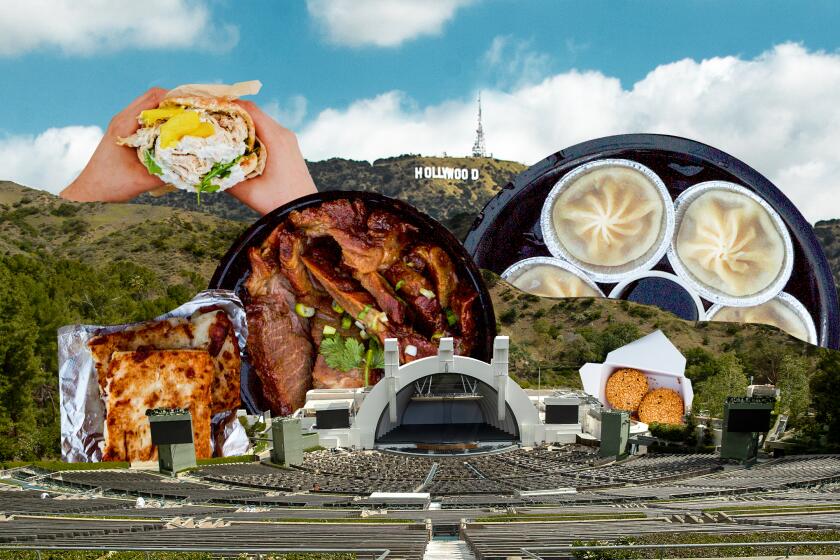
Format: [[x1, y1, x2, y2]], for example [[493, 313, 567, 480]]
[[711, 297, 813, 343], [551, 166, 665, 267], [509, 264, 601, 298], [675, 189, 786, 297]]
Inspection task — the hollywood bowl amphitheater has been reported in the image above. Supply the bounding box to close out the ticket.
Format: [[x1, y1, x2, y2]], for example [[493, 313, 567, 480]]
[[3, 338, 840, 559]]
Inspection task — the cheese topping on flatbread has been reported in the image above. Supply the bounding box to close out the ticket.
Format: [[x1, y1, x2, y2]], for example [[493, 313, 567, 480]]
[[88, 308, 240, 413], [102, 349, 214, 462]]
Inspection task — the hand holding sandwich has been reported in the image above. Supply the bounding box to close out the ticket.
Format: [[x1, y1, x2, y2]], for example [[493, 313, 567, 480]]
[[61, 85, 317, 215], [224, 99, 318, 215], [61, 88, 170, 203]]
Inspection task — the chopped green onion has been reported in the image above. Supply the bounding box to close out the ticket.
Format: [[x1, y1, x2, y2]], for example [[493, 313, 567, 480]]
[[341, 316, 352, 330], [331, 300, 344, 314], [394, 280, 405, 292], [358, 304, 372, 319], [322, 325, 337, 336], [419, 288, 436, 299], [445, 308, 458, 327], [294, 303, 315, 318]]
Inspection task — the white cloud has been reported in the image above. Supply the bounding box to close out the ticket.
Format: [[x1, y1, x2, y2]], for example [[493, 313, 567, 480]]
[[0, 127, 103, 194], [264, 96, 309, 129], [0, 0, 238, 56], [482, 35, 552, 87], [297, 43, 840, 223], [306, 0, 474, 47]]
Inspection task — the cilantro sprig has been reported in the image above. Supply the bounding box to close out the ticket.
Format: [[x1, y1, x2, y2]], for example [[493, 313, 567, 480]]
[[320, 335, 365, 372], [194, 155, 243, 204], [319, 334, 385, 387]]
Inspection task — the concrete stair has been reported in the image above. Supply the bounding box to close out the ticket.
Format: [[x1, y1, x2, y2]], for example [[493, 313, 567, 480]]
[[424, 539, 476, 560]]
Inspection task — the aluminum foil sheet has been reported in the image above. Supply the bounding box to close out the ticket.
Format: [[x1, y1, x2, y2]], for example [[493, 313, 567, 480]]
[[501, 256, 606, 297], [607, 270, 707, 321], [58, 289, 250, 462], [707, 291, 817, 345]]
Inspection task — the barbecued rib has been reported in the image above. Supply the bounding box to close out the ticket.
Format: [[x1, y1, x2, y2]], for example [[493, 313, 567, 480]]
[[407, 244, 459, 308], [289, 199, 383, 273], [366, 209, 417, 271], [384, 261, 446, 335], [356, 271, 407, 325], [290, 200, 416, 275], [274, 225, 318, 296], [245, 247, 313, 416], [449, 286, 478, 356], [300, 252, 388, 337], [389, 325, 438, 362]]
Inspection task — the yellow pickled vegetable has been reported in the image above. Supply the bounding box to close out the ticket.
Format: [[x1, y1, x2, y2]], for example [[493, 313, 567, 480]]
[[190, 121, 215, 138], [158, 111, 215, 149], [139, 107, 184, 126]]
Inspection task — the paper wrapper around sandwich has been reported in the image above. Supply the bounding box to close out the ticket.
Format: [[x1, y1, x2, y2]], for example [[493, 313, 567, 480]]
[[579, 330, 694, 415], [147, 80, 263, 197], [57, 290, 250, 462]]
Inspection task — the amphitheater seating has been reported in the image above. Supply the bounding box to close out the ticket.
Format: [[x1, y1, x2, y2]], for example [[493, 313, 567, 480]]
[[3, 449, 840, 559], [462, 519, 804, 560], [0, 490, 133, 515], [0, 515, 428, 559]]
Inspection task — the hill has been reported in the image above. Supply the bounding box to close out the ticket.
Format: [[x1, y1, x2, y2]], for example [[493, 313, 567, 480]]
[[130, 155, 527, 239], [487, 272, 832, 435], [0, 181, 247, 284]]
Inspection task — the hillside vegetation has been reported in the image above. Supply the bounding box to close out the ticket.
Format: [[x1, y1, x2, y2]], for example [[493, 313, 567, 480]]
[[488, 272, 839, 447], [0, 181, 246, 283]]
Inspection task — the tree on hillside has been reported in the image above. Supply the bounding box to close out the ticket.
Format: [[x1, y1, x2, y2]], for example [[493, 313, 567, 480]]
[[776, 354, 811, 427], [693, 353, 749, 418], [685, 347, 718, 385], [0, 262, 47, 459], [810, 351, 840, 447]]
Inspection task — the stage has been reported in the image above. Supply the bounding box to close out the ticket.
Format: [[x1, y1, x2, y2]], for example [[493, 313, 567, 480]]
[[376, 423, 517, 445]]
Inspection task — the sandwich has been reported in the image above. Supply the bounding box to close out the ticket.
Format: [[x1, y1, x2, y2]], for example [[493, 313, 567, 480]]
[[117, 81, 267, 201]]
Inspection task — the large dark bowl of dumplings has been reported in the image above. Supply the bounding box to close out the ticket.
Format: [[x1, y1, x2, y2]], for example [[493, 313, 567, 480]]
[[464, 133, 839, 349]]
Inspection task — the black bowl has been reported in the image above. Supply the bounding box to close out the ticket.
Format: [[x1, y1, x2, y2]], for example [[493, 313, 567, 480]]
[[210, 191, 497, 413], [464, 134, 839, 349]]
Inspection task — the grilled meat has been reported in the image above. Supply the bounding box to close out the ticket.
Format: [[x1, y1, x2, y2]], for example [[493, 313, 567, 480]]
[[245, 247, 313, 415], [407, 244, 458, 308], [275, 226, 318, 296], [244, 198, 480, 414], [385, 261, 446, 335]]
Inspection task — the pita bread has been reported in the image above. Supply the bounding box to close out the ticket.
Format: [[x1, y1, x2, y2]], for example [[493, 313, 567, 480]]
[[116, 90, 267, 194], [102, 349, 213, 462]]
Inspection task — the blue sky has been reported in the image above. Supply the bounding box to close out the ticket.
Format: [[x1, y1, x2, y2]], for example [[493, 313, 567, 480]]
[[3, 0, 840, 222], [2, 0, 840, 134]]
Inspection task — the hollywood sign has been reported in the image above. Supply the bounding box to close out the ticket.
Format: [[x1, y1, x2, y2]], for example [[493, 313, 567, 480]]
[[414, 166, 480, 181]]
